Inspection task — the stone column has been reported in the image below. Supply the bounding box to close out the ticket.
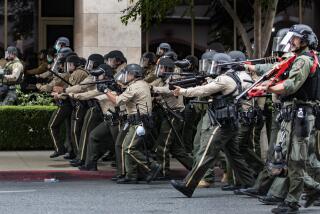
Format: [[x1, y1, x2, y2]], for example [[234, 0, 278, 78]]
[[74, 0, 141, 64]]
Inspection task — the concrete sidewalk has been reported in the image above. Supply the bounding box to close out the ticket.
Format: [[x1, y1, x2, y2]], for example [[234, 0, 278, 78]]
[[0, 151, 189, 181]]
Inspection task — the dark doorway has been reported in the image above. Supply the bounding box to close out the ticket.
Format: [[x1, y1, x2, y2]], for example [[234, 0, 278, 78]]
[[46, 25, 73, 49]]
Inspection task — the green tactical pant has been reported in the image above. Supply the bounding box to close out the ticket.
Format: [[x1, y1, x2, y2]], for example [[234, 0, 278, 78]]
[[0, 89, 17, 105], [252, 116, 265, 158], [182, 104, 201, 153], [268, 176, 289, 199], [267, 110, 281, 160], [48, 103, 73, 153], [183, 111, 254, 192], [192, 113, 215, 183], [252, 110, 281, 194], [122, 124, 158, 179], [156, 116, 193, 176], [115, 124, 129, 176], [236, 123, 265, 176], [70, 103, 88, 155], [280, 112, 315, 203], [85, 120, 120, 167], [76, 106, 103, 161]]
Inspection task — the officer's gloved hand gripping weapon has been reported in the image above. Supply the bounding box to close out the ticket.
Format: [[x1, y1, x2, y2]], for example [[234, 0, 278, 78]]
[[234, 55, 297, 103]]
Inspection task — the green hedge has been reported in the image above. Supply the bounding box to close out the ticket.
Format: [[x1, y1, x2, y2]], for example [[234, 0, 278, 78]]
[[0, 106, 57, 150]]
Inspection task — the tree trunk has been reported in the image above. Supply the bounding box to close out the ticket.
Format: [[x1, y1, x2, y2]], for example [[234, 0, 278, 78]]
[[253, 0, 261, 58], [261, 0, 279, 56], [219, 0, 253, 57]]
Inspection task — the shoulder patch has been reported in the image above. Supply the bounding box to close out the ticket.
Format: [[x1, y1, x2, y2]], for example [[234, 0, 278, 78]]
[[294, 59, 306, 70]]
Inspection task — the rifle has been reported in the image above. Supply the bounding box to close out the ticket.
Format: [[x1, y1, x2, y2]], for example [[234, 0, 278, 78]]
[[218, 56, 279, 67], [80, 79, 123, 94], [234, 55, 297, 103], [79, 79, 115, 86], [168, 74, 212, 90]]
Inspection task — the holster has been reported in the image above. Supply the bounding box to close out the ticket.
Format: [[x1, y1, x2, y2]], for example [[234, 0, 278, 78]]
[[127, 113, 153, 129], [313, 105, 320, 130], [0, 85, 8, 99]]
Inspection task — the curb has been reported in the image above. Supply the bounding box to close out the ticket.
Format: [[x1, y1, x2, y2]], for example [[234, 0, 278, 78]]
[[0, 170, 116, 182], [0, 169, 188, 182]]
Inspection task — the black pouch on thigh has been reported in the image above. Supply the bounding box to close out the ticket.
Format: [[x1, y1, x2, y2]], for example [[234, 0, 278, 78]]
[[294, 108, 310, 138], [314, 106, 320, 130]]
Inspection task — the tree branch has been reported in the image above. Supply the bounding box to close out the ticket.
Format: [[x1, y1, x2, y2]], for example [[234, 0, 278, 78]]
[[261, 0, 279, 56], [219, 0, 253, 57], [253, 0, 261, 58]]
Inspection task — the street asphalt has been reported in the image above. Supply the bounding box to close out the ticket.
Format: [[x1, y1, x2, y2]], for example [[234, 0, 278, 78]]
[[0, 181, 320, 214]]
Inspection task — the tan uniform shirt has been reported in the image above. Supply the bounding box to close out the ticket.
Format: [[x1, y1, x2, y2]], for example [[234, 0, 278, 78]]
[[65, 75, 96, 94], [69, 68, 89, 86], [180, 74, 238, 98], [144, 65, 157, 83], [116, 79, 152, 115], [73, 90, 102, 101], [26, 61, 48, 75], [0, 58, 7, 68], [38, 73, 70, 93], [152, 78, 184, 111], [95, 94, 116, 115], [3, 57, 24, 84]]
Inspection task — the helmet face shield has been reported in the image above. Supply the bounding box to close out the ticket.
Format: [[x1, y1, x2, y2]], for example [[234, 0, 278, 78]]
[[155, 64, 171, 77], [139, 57, 149, 68], [85, 60, 94, 71], [199, 59, 217, 75], [272, 37, 283, 53], [156, 47, 165, 56], [279, 31, 301, 52], [115, 70, 127, 84], [66, 62, 75, 73], [107, 58, 117, 68]]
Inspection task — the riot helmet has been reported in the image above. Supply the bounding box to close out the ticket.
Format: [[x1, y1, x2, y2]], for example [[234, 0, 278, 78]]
[[280, 24, 314, 52], [66, 55, 81, 73], [156, 43, 171, 56], [199, 50, 216, 73], [54, 37, 70, 52], [85, 54, 104, 71], [140, 52, 156, 68], [272, 28, 290, 54], [156, 57, 175, 78], [228, 50, 246, 62], [5, 46, 18, 60]]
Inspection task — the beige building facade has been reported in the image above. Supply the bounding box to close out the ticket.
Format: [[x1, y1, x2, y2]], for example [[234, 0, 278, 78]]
[[74, 0, 141, 63]]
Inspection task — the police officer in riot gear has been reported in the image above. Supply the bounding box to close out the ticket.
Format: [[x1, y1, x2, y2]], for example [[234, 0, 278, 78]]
[[54, 37, 70, 52], [79, 64, 121, 171], [140, 52, 157, 83], [156, 43, 171, 57], [104, 50, 127, 74], [250, 24, 320, 214], [0, 46, 24, 105], [49, 54, 88, 159], [171, 53, 255, 197], [106, 64, 161, 184], [152, 57, 193, 178]]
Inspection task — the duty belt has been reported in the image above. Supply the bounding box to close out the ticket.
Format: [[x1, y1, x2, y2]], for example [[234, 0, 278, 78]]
[[127, 113, 150, 125]]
